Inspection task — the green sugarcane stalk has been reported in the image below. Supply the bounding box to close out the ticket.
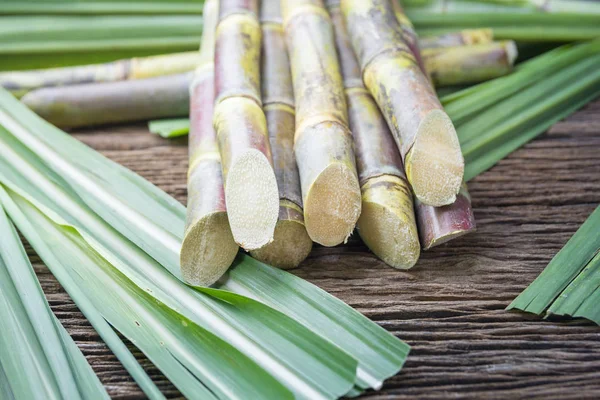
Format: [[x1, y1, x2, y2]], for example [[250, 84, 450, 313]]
[[442, 39, 600, 124]]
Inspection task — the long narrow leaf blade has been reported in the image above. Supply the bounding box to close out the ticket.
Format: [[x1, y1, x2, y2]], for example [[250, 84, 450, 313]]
[[508, 206, 600, 313], [0, 128, 358, 400], [0, 86, 410, 394], [0, 199, 108, 400], [0, 185, 291, 400], [221, 255, 410, 390]]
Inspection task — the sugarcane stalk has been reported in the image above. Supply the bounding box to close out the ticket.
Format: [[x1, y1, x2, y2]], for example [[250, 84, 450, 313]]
[[328, 1, 419, 268], [21, 72, 191, 128], [341, 0, 464, 207], [0, 51, 201, 95], [390, 0, 428, 76], [282, 0, 361, 247], [249, 0, 313, 269], [423, 41, 518, 86], [213, 0, 279, 251], [419, 28, 494, 49], [180, 0, 238, 287], [414, 184, 475, 249]]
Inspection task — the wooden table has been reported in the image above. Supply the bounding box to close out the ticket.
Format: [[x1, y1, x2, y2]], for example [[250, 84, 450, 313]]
[[35, 99, 600, 399]]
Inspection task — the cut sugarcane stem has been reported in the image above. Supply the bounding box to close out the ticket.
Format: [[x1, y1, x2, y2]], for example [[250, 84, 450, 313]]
[[180, 0, 238, 287], [283, 0, 361, 246], [21, 72, 191, 128], [415, 184, 475, 250], [214, 0, 279, 251], [390, 0, 428, 76], [328, 2, 419, 269], [251, 199, 313, 269], [358, 175, 420, 268], [0, 51, 201, 94], [250, 1, 312, 269], [342, 0, 464, 207], [423, 41, 518, 86], [419, 28, 494, 49]]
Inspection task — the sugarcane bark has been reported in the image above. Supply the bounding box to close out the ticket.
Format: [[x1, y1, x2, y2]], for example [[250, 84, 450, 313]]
[[214, 0, 279, 251], [283, 0, 361, 247], [0, 62, 128, 93], [391, 0, 428, 76], [418, 29, 494, 49], [129, 51, 201, 79], [261, 24, 295, 108], [416, 184, 475, 249], [423, 41, 518, 86], [264, 105, 304, 210], [215, 13, 262, 105], [341, 0, 464, 207], [187, 79, 226, 222], [0, 51, 201, 96], [21, 72, 191, 128]]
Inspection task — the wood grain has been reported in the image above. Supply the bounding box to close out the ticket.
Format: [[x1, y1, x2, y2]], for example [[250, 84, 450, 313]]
[[33, 99, 600, 399]]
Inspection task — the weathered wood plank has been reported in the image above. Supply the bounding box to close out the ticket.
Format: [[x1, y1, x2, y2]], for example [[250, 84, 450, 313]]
[[32, 99, 600, 399]]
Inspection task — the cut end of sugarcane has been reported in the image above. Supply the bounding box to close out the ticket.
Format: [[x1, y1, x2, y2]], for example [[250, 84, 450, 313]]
[[423, 228, 472, 251], [405, 109, 464, 207], [304, 163, 362, 247], [225, 149, 279, 251], [504, 41, 519, 65], [250, 219, 313, 270], [358, 201, 420, 270], [357, 176, 420, 269], [180, 212, 239, 287]]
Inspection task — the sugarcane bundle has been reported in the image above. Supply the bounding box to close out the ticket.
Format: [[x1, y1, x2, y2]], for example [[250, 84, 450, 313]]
[[281, 0, 362, 247], [341, 0, 464, 207], [213, 0, 279, 251], [249, 0, 313, 269], [329, 0, 475, 260]]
